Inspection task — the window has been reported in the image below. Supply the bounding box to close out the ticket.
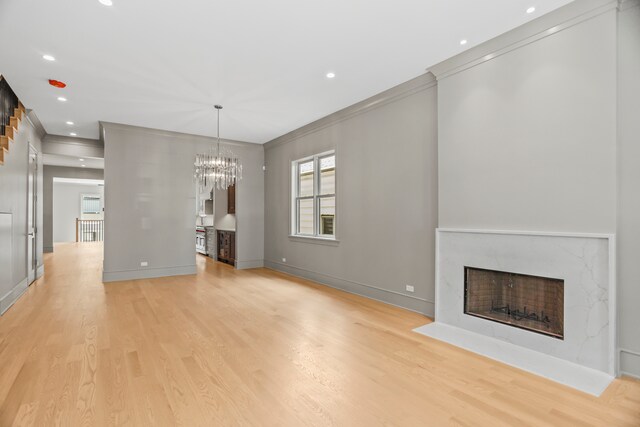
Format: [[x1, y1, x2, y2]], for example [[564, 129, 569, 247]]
[[292, 152, 336, 239], [81, 195, 101, 215]]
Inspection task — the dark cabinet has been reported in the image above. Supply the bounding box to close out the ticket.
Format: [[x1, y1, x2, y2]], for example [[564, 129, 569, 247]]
[[227, 184, 236, 214], [217, 230, 235, 266]]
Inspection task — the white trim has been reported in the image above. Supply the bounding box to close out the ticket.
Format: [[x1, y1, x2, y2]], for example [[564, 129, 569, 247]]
[[619, 348, 640, 379], [0, 278, 29, 315], [609, 236, 618, 376], [437, 227, 615, 240], [100, 121, 261, 149], [265, 259, 434, 316], [102, 265, 197, 282], [291, 151, 337, 240], [235, 259, 264, 270], [434, 229, 441, 320], [265, 73, 437, 149], [434, 228, 618, 378], [288, 235, 340, 246], [428, 0, 618, 80], [619, 0, 640, 11]]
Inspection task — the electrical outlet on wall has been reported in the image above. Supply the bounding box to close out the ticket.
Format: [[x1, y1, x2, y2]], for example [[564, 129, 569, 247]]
[[282, 258, 286, 263], [140, 261, 148, 267], [406, 285, 415, 293]]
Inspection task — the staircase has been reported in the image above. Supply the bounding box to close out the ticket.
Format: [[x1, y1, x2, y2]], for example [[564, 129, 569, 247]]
[[0, 75, 26, 166]]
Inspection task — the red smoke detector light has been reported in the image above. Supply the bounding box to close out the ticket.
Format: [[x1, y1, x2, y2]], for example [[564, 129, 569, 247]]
[[48, 79, 67, 88]]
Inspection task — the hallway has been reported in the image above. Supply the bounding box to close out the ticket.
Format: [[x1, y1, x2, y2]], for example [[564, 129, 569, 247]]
[[0, 243, 639, 426]]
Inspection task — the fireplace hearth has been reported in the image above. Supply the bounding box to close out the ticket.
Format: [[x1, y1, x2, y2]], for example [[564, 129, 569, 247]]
[[464, 267, 564, 339]]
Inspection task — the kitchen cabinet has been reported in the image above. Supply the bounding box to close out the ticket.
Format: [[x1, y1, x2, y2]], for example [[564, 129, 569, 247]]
[[217, 230, 235, 265], [195, 227, 207, 255]]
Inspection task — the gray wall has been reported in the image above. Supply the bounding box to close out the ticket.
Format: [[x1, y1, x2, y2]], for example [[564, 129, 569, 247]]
[[43, 166, 104, 252], [262, 0, 639, 378], [43, 134, 104, 159], [0, 113, 44, 314], [264, 74, 438, 315], [432, 1, 639, 378], [617, 0, 640, 378], [436, 9, 617, 233], [214, 187, 236, 231], [102, 122, 264, 282]]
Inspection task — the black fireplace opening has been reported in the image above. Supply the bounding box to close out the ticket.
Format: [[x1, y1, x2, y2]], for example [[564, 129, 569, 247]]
[[464, 266, 564, 340]]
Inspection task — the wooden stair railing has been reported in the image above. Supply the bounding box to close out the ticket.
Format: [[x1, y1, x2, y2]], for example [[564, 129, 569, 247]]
[[0, 75, 26, 166]]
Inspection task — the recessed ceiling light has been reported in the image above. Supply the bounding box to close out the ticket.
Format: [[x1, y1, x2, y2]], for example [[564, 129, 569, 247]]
[[79, 158, 85, 161], [527, 6, 536, 14], [70, 132, 77, 136], [57, 97, 67, 102], [81, 164, 87, 167], [42, 54, 56, 61], [326, 72, 336, 79], [460, 39, 468, 46], [99, 0, 113, 5], [66, 121, 74, 125]]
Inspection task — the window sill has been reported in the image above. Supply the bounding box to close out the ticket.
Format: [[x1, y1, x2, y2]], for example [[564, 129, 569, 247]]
[[288, 235, 340, 246]]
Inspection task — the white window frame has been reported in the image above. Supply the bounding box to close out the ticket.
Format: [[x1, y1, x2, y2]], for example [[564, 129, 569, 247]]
[[291, 151, 336, 241], [80, 193, 102, 217]]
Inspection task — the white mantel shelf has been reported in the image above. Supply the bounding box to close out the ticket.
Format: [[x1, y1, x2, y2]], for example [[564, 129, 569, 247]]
[[414, 228, 616, 396]]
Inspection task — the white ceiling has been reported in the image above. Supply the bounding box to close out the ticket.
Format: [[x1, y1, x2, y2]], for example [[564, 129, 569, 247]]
[[0, 0, 572, 143], [44, 154, 105, 170]]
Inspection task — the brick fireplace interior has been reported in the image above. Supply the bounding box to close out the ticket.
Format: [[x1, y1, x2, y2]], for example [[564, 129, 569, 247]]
[[464, 267, 564, 339]]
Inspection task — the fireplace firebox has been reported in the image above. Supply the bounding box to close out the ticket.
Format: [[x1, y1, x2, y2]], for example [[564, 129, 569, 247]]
[[464, 267, 564, 339]]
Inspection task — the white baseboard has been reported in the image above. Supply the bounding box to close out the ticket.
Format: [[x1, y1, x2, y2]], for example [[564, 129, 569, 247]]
[[36, 264, 45, 279], [236, 259, 264, 269], [620, 348, 640, 379], [0, 278, 29, 315], [264, 260, 434, 316], [102, 265, 197, 282]]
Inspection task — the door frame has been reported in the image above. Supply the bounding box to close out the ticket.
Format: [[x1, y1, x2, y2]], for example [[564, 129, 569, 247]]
[[27, 144, 38, 285]]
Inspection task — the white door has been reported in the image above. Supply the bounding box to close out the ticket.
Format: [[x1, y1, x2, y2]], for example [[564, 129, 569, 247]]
[[27, 147, 37, 284]]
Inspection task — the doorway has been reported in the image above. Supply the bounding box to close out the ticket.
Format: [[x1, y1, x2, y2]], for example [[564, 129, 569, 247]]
[[52, 177, 104, 244], [27, 146, 37, 284]]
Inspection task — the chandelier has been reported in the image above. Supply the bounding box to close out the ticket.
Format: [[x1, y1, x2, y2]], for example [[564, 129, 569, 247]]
[[194, 105, 242, 192]]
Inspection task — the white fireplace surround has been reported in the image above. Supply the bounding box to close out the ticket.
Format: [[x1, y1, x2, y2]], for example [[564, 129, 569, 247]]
[[414, 228, 616, 396]]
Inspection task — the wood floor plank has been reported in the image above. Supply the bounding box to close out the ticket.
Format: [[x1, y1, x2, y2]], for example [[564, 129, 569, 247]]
[[0, 242, 638, 426]]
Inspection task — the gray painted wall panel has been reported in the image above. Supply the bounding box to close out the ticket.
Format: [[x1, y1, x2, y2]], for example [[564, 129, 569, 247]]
[[0, 115, 43, 310], [437, 10, 617, 233], [42, 134, 104, 158], [617, 1, 640, 378], [434, 6, 640, 377], [102, 123, 263, 282], [0, 213, 12, 292], [264, 74, 438, 316]]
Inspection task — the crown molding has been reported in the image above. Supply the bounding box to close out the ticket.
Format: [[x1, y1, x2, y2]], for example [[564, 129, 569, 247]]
[[264, 72, 437, 151], [428, 0, 618, 81], [24, 110, 46, 140], [99, 121, 261, 150], [618, 0, 640, 10]]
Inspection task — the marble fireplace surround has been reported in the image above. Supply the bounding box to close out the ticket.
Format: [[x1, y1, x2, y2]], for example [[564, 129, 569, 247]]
[[414, 229, 616, 396]]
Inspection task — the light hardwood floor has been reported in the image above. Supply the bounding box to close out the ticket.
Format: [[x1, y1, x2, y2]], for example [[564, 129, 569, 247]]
[[0, 243, 638, 426]]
